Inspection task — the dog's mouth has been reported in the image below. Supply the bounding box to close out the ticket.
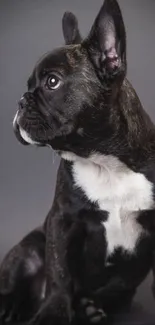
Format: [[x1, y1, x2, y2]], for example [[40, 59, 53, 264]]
[[13, 111, 41, 146], [13, 111, 29, 145]]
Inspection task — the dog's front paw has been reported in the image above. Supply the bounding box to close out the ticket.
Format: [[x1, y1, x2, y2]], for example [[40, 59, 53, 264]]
[[31, 293, 72, 325], [80, 298, 107, 324]]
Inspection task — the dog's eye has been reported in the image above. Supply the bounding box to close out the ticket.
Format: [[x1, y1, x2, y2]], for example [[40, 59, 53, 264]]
[[46, 75, 61, 90]]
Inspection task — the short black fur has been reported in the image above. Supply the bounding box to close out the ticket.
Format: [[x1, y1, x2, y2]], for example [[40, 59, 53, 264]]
[[1, 1, 155, 324]]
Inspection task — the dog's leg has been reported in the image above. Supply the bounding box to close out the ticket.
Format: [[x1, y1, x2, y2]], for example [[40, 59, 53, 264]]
[[0, 226, 45, 322], [31, 212, 74, 325]]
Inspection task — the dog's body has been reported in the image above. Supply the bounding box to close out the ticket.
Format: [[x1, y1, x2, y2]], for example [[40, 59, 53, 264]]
[[1, 0, 155, 324]]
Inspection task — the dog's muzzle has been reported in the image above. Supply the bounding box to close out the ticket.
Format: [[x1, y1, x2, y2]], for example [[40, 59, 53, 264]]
[[13, 110, 29, 145], [13, 96, 39, 146]]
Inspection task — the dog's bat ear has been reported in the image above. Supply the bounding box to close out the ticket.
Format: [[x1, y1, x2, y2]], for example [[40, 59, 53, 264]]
[[62, 12, 82, 45], [83, 0, 126, 81]]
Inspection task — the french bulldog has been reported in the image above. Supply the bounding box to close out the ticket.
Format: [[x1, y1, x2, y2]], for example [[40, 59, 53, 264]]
[[1, 0, 155, 324]]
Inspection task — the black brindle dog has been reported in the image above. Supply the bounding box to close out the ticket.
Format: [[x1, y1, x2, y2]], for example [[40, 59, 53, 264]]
[[1, 0, 155, 324]]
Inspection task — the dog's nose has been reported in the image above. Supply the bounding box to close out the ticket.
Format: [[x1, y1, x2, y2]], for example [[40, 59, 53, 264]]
[[18, 96, 27, 109]]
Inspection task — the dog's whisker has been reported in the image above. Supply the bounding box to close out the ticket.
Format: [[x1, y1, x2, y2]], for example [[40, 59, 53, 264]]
[[52, 150, 56, 164]]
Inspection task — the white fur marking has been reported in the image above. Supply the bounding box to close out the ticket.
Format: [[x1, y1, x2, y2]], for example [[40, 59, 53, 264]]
[[13, 111, 39, 145], [13, 110, 19, 127], [60, 151, 79, 161], [70, 154, 153, 256], [19, 127, 38, 145]]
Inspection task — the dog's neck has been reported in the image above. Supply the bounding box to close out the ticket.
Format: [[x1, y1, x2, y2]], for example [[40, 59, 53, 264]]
[[119, 79, 155, 145], [60, 151, 128, 172], [58, 78, 155, 172]]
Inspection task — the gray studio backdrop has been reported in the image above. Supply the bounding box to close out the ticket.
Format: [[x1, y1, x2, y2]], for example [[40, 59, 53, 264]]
[[0, 0, 155, 315]]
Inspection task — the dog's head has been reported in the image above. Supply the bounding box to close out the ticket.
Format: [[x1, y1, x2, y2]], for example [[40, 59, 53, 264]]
[[13, 0, 127, 158]]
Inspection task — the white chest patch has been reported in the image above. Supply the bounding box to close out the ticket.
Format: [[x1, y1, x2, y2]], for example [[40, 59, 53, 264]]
[[68, 153, 154, 256]]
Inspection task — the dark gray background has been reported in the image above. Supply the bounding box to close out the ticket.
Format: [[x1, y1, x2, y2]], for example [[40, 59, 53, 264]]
[[1, 0, 155, 321]]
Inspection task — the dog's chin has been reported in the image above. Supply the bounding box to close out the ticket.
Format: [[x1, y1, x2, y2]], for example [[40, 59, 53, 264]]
[[13, 111, 42, 146], [13, 115, 29, 145]]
